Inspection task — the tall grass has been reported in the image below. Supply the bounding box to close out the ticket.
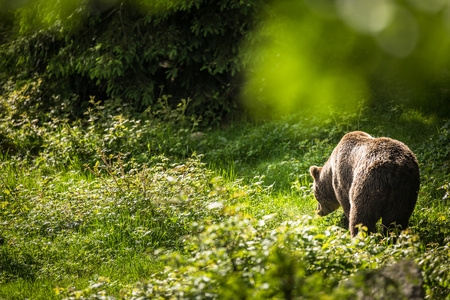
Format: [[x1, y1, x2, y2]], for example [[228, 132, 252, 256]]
[[1, 87, 449, 298]]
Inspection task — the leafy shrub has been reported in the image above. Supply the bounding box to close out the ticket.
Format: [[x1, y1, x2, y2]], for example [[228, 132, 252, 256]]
[[0, 0, 268, 123], [0, 80, 47, 156], [73, 215, 430, 299], [0, 80, 204, 169], [419, 241, 450, 299]]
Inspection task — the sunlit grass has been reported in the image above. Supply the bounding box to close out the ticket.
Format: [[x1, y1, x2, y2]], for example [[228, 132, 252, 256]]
[[1, 100, 449, 298]]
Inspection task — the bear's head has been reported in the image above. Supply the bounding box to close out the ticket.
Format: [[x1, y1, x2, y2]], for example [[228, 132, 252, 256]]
[[309, 166, 340, 216]]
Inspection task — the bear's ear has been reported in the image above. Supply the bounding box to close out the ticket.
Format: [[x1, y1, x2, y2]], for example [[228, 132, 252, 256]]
[[309, 166, 322, 181]]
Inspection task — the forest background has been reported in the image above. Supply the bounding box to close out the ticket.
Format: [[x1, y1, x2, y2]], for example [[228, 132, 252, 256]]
[[1, 0, 450, 299]]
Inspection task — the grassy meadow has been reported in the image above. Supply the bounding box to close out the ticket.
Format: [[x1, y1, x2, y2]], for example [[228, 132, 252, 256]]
[[1, 87, 450, 299]]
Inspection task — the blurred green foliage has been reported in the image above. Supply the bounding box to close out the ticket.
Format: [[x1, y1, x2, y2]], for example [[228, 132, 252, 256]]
[[1, 0, 449, 124], [241, 0, 450, 118]]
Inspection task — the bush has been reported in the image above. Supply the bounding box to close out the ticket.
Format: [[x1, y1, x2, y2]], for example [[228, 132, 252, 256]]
[[0, 79, 204, 167], [0, 0, 268, 124], [76, 215, 430, 299]]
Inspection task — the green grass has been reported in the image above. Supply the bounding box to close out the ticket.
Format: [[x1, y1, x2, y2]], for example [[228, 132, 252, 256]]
[[1, 94, 450, 298]]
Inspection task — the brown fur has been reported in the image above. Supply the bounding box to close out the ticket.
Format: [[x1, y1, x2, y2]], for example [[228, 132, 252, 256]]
[[309, 131, 420, 237]]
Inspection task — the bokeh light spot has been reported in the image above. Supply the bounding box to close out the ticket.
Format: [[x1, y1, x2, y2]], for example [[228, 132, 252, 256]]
[[336, 0, 395, 34], [374, 7, 419, 57]]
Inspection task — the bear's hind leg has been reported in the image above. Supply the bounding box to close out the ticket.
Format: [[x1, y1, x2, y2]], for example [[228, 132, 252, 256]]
[[349, 180, 385, 237], [349, 204, 379, 237], [381, 177, 418, 237]]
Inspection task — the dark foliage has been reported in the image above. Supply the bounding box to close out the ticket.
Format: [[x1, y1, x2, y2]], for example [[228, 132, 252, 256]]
[[0, 0, 267, 123]]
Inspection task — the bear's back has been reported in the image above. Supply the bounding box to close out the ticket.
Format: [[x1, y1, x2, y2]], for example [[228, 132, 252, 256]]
[[363, 136, 419, 174], [332, 132, 419, 188], [336, 131, 418, 170]]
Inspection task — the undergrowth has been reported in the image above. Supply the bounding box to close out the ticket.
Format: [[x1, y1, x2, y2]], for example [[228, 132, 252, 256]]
[[1, 83, 450, 299]]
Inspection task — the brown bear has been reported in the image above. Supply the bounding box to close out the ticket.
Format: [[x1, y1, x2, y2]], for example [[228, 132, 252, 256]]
[[309, 131, 420, 237]]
